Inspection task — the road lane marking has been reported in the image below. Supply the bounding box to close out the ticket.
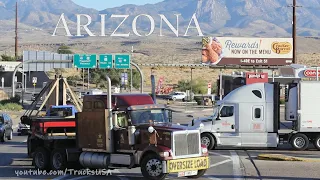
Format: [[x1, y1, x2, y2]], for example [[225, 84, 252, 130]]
[[209, 151, 231, 159], [52, 175, 71, 180], [230, 150, 244, 180], [113, 170, 131, 180], [68, 176, 89, 180], [210, 159, 232, 168], [205, 175, 222, 180], [117, 176, 130, 180]]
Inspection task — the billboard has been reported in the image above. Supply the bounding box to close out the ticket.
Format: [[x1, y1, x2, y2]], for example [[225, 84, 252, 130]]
[[201, 37, 293, 66]]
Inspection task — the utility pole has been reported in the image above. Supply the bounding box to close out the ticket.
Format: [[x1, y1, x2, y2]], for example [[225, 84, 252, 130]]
[[290, 0, 302, 64], [15, 1, 18, 59], [292, 0, 297, 64]]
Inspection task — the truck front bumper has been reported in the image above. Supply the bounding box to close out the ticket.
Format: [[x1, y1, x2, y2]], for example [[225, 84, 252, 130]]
[[162, 156, 209, 174]]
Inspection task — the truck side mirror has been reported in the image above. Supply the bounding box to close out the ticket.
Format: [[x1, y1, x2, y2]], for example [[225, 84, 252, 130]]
[[216, 113, 221, 121], [166, 109, 173, 122], [211, 118, 215, 125]]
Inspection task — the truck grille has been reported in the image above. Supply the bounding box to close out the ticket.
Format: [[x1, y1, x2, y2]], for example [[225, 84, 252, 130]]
[[173, 132, 200, 157]]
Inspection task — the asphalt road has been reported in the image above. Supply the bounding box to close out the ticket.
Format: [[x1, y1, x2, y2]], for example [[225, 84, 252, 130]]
[[1, 107, 319, 180]]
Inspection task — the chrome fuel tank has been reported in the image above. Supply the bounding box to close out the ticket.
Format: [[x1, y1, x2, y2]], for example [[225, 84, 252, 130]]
[[79, 152, 110, 169]]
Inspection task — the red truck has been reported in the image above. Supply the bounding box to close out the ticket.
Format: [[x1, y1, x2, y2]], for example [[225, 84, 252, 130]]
[[22, 93, 209, 180]]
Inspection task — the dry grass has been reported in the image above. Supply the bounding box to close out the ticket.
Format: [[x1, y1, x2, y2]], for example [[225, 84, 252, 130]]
[[0, 90, 9, 101]]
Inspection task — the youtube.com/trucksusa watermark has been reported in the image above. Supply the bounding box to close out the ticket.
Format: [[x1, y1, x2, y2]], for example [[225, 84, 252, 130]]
[[15, 168, 114, 177]]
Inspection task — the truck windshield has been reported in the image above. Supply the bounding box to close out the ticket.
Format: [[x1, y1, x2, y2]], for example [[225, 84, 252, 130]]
[[129, 109, 169, 125], [48, 107, 73, 117]]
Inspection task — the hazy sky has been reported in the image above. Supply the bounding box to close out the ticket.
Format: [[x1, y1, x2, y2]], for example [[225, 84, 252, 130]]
[[73, 0, 163, 10]]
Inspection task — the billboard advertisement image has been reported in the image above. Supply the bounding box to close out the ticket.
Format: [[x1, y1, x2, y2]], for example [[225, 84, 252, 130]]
[[201, 37, 293, 66]]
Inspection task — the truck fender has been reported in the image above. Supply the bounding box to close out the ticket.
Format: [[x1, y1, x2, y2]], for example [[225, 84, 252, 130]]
[[138, 145, 171, 164], [201, 131, 217, 140]]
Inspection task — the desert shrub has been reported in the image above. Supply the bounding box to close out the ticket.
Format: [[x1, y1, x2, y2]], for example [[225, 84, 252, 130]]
[[0, 95, 21, 104], [0, 103, 23, 111]]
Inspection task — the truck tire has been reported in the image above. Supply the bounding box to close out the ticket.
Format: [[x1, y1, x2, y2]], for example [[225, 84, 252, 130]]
[[33, 147, 50, 170], [50, 149, 67, 170], [187, 169, 207, 178], [7, 130, 13, 140], [27, 135, 32, 158], [0, 132, 5, 142], [291, 134, 309, 151], [313, 135, 320, 150], [201, 133, 215, 150], [140, 154, 168, 180]]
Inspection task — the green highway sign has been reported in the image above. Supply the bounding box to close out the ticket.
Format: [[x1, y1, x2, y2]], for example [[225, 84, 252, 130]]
[[99, 54, 113, 69], [73, 54, 97, 68], [115, 54, 130, 69]]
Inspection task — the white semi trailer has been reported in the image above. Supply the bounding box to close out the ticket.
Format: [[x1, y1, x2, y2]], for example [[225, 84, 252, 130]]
[[189, 81, 320, 151]]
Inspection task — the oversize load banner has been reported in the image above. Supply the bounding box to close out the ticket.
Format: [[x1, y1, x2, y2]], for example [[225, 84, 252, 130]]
[[201, 37, 293, 66]]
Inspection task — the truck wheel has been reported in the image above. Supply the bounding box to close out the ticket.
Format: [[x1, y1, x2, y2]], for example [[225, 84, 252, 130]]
[[201, 133, 215, 150], [291, 134, 309, 151], [50, 149, 67, 170], [33, 147, 50, 170], [313, 135, 320, 150], [27, 135, 33, 158], [0, 132, 5, 142], [187, 169, 207, 179], [141, 154, 167, 180], [7, 130, 13, 140]]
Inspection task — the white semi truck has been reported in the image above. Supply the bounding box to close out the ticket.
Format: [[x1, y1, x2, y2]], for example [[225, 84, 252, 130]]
[[188, 81, 320, 151]]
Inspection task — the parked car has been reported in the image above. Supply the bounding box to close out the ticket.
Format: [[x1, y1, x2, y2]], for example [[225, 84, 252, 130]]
[[0, 113, 13, 142], [168, 91, 186, 101], [17, 122, 30, 136]]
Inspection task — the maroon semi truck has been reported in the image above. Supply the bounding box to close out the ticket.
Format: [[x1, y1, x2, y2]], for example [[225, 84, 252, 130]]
[[23, 93, 209, 180]]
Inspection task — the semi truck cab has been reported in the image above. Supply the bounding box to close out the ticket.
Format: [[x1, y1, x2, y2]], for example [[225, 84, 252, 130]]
[[77, 95, 209, 179], [189, 82, 280, 150]]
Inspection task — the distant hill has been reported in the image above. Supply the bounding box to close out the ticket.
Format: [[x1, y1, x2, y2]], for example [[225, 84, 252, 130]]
[[0, 0, 320, 37]]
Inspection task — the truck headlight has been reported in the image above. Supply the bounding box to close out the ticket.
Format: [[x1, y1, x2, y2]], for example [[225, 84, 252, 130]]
[[159, 152, 170, 158], [198, 123, 204, 130]]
